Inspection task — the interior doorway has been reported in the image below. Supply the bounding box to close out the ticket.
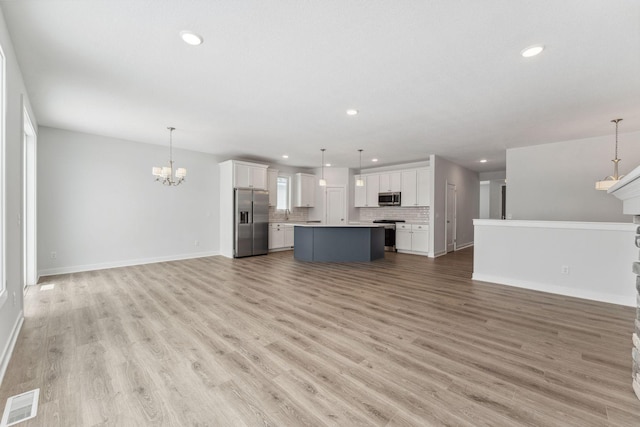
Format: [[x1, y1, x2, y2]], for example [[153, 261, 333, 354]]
[[22, 104, 37, 288], [445, 182, 456, 253], [325, 186, 346, 225]]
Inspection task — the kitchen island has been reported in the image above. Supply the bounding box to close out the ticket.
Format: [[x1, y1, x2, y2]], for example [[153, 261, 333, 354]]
[[293, 224, 385, 262]]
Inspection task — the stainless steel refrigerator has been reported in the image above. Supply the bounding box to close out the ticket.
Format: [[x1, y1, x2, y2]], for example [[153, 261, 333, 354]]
[[234, 188, 269, 257]]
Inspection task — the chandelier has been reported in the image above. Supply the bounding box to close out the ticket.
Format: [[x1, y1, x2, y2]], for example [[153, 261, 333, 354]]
[[595, 119, 624, 191], [152, 127, 187, 186]]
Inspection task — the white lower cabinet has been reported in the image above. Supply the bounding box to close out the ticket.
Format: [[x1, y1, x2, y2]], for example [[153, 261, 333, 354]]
[[395, 223, 429, 255], [269, 223, 294, 250]]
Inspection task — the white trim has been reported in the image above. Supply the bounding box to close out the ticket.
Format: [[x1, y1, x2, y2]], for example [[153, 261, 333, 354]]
[[455, 241, 474, 250], [432, 249, 447, 258], [0, 312, 23, 387], [472, 273, 633, 307], [473, 219, 635, 231], [396, 250, 429, 256], [39, 251, 219, 277]]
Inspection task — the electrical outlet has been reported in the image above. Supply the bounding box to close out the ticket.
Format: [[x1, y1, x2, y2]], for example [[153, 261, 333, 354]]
[[50, 251, 57, 259], [561, 265, 570, 275], [194, 240, 200, 247]]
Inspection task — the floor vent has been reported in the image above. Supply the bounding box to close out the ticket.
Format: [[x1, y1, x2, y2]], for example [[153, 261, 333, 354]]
[[40, 284, 55, 291], [1, 389, 39, 426]]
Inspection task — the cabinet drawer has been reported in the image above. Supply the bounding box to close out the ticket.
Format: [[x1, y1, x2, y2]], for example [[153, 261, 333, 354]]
[[396, 223, 411, 230]]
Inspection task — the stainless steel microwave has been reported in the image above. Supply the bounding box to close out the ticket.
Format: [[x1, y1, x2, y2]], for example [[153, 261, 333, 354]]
[[378, 192, 401, 206]]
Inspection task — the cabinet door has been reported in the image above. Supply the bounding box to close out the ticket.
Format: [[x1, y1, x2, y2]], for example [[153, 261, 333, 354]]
[[284, 226, 294, 247], [416, 168, 431, 206], [267, 169, 278, 206], [401, 170, 417, 206], [270, 225, 285, 248], [354, 175, 366, 207], [294, 173, 315, 207], [389, 172, 402, 192], [302, 174, 315, 207], [365, 175, 379, 207], [251, 166, 267, 190], [268, 226, 276, 249], [234, 163, 251, 188], [379, 174, 390, 192], [411, 227, 429, 253], [395, 229, 412, 251]]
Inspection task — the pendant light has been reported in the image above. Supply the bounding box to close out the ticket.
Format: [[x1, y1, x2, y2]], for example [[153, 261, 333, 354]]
[[152, 127, 187, 186], [595, 119, 624, 191], [319, 148, 327, 186], [356, 149, 364, 187]]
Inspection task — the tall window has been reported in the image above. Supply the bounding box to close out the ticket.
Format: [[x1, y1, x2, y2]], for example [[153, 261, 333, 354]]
[[276, 176, 290, 210]]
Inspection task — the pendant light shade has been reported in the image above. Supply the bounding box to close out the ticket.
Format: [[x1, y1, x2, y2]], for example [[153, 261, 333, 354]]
[[595, 119, 624, 190], [356, 149, 364, 187], [319, 148, 327, 186]]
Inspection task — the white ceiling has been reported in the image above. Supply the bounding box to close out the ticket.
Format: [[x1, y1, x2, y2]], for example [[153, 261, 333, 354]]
[[1, 0, 639, 171]]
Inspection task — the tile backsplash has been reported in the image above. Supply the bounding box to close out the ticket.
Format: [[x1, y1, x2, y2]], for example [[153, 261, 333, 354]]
[[358, 206, 429, 223], [269, 207, 309, 222]]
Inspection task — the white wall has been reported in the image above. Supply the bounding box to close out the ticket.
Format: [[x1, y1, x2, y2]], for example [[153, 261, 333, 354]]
[[506, 131, 640, 222], [432, 155, 479, 255], [38, 127, 220, 275], [479, 182, 490, 219], [0, 7, 37, 384], [473, 220, 637, 306]]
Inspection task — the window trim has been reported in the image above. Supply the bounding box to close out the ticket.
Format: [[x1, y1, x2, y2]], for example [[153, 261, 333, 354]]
[[276, 174, 291, 211]]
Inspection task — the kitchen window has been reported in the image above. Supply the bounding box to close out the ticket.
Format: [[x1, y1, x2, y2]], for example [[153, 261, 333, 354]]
[[276, 175, 290, 210]]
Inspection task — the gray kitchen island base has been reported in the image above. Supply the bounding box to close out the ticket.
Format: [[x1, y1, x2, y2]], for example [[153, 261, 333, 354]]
[[294, 225, 385, 262]]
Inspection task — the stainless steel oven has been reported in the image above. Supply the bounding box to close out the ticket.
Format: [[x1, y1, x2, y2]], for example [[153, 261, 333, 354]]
[[373, 219, 405, 251]]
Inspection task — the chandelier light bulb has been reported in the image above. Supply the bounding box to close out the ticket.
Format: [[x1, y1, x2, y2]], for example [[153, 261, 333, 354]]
[[152, 127, 187, 186]]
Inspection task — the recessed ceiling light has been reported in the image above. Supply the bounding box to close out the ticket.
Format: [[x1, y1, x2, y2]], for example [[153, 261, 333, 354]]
[[372, 158, 378, 162], [480, 159, 488, 163], [180, 31, 203, 46], [325, 163, 331, 167], [521, 45, 544, 58], [346, 109, 359, 116], [282, 154, 289, 159]]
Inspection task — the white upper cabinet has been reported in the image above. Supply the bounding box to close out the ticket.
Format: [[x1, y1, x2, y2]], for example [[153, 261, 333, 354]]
[[365, 175, 380, 207], [234, 161, 268, 189], [379, 172, 401, 192], [294, 173, 316, 207], [267, 169, 278, 207], [401, 168, 431, 207], [401, 170, 417, 206]]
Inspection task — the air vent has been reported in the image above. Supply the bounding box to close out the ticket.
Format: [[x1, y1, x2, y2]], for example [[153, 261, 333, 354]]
[[1, 389, 39, 426], [40, 284, 55, 291]]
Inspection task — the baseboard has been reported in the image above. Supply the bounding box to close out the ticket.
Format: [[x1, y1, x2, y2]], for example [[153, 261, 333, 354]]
[[455, 241, 474, 250], [0, 311, 24, 387], [396, 249, 429, 257], [433, 250, 447, 258], [39, 250, 220, 277], [472, 273, 634, 307]]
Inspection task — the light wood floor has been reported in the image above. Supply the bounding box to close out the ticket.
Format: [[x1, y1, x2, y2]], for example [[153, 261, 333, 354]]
[[1, 248, 639, 426]]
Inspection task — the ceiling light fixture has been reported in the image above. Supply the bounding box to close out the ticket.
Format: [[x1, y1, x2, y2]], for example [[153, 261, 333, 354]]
[[282, 154, 289, 159], [180, 31, 203, 46], [372, 158, 378, 162], [480, 159, 488, 163], [152, 127, 186, 186], [356, 149, 364, 187], [346, 109, 359, 116], [521, 45, 544, 57], [595, 118, 625, 191], [319, 149, 327, 186]]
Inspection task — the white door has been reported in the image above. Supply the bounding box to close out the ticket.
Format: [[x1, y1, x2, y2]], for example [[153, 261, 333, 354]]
[[326, 186, 346, 225], [446, 183, 456, 253]]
